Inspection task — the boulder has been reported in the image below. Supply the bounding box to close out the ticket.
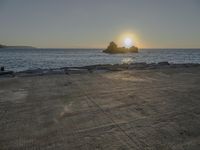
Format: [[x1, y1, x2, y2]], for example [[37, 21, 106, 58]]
[[103, 42, 138, 54], [1, 66, 4, 71], [158, 62, 170, 66]]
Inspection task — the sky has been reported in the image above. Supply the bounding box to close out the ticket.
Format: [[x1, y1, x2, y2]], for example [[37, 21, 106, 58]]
[[0, 0, 200, 48]]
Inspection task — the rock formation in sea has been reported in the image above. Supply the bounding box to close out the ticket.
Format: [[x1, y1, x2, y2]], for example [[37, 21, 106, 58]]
[[103, 41, 138, 54]]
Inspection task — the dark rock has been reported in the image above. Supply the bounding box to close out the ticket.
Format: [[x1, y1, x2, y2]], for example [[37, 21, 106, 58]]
[[103, 42, 138, 54], [0, 71, 14, 77], [1, 66, 4, 71], [66, 68, 89, 74], [158, 62, 170, 66], [0, 66, 15, 77], [128, 63, 148, 69], [20, 68, 43, 74]]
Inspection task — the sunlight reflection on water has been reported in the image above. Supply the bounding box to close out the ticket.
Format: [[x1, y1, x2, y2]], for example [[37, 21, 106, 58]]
[[121, 58, 133, 64]]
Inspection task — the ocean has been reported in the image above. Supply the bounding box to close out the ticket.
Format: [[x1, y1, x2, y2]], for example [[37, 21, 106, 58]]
[[0, 48, 200, 71]]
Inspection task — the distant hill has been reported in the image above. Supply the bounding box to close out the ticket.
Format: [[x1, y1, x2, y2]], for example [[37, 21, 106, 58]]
[[0, 44, 6, 48], [0, 44, 36, 49]]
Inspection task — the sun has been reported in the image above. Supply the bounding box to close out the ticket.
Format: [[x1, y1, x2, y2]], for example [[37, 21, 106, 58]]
[[116, 31, 141, 48], [124, 38, 133, 48]]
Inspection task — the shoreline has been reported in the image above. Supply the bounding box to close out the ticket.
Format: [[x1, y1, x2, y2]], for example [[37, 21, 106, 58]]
[[1, 62, 200, 77]]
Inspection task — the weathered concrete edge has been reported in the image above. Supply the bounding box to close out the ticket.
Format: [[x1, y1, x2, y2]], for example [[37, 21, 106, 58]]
[[1, 62, 200, 78]]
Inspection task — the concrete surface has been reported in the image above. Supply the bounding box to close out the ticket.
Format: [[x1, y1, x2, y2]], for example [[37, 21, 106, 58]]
[[0, 67, 200, 149]]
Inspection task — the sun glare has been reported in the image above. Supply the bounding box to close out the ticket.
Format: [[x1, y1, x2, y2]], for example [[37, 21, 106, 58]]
[[124, 38, 133, 48], [116, 31, 141, 48]]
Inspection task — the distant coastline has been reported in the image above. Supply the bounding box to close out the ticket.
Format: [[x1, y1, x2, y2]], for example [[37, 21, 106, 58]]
[[0, 44, 36, 49]]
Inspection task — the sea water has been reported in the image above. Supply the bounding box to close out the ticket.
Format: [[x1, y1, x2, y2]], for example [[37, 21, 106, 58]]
[[0, 48, 200, 71]]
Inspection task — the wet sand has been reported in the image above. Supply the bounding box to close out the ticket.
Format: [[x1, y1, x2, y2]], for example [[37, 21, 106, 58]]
[[0, 65, 200, 149]]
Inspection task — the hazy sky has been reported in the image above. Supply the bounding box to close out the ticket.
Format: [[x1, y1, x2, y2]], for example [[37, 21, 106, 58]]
[[0, 0, 200, 48]]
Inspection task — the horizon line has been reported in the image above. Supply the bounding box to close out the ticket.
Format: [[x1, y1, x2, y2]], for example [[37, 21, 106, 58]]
[[2, 47, 200, 49]]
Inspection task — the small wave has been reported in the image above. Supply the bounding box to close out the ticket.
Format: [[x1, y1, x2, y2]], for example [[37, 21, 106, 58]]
[[121, 58, 133, 64]]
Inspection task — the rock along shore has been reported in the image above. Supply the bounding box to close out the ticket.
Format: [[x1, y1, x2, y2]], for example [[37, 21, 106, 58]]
[[0, 62, 200, 78]]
